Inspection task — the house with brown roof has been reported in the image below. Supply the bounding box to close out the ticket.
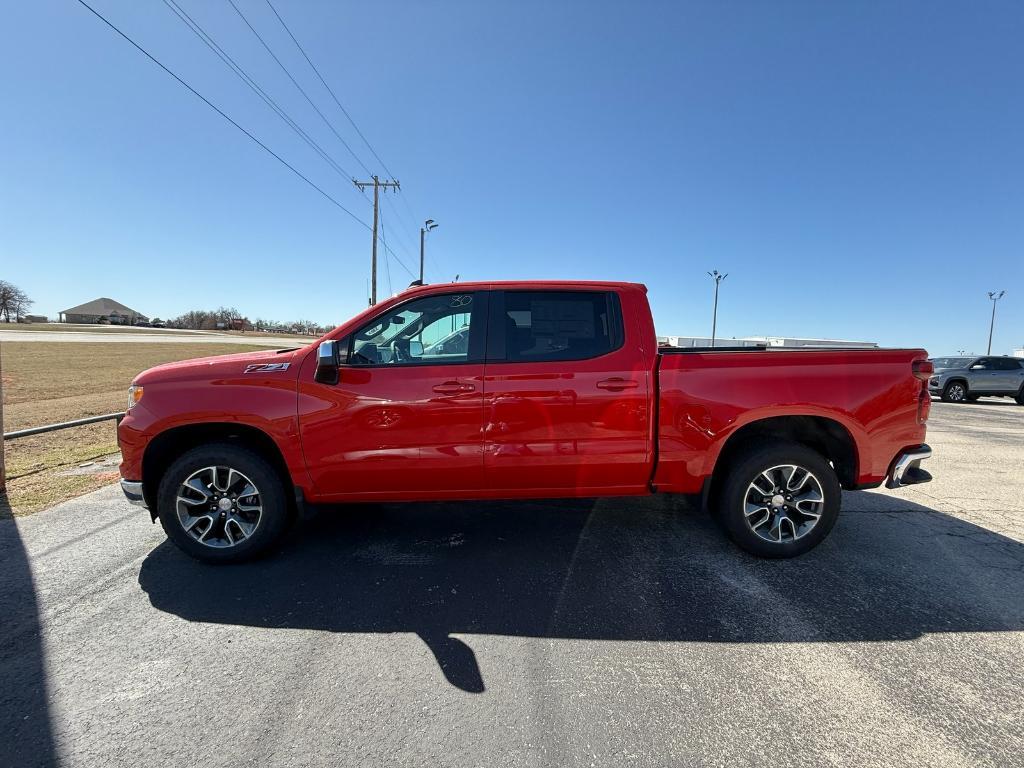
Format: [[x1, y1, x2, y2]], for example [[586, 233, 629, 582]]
[[60, 298, 148, 325]]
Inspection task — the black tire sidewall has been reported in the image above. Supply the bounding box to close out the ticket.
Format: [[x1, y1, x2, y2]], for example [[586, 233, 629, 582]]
[[717, 441, 841, 559], [942, 381, 967, 403], [156, 443, 290, 563]]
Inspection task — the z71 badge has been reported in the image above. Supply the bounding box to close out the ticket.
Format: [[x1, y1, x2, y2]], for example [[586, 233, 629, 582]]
[[244, 363, 291, 374]]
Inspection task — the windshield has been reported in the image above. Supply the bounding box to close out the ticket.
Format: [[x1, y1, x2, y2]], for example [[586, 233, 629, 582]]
[[930, 357, 972, 369]]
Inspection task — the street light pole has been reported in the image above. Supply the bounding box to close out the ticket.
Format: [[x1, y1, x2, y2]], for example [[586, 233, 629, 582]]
[[987, 290, 1005, 355], [707, 270, 728, 347], [419, 219, 437, 284]]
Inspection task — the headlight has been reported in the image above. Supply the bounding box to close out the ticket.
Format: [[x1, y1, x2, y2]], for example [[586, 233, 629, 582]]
[[127, 384, 144, 410]]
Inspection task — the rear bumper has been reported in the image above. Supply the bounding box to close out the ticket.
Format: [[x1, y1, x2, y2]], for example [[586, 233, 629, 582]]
[[120, 479, 148, 508], [885, 444, 933, 489]]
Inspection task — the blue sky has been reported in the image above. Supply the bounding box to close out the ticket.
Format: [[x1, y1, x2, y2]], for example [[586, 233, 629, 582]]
[[2, 0, 1022, 354]]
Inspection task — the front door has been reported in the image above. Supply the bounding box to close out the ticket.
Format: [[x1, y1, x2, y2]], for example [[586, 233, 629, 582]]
[[298, 291, 488, 499], [482, 289, 651, 495], [969, 358, 1002, 392]]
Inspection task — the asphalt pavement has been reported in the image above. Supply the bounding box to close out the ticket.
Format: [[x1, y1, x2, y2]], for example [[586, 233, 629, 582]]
[[2, 401, 1022, 767]]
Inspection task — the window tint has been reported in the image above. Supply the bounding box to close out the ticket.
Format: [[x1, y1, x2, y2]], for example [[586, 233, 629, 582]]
[[992, 358, 1022, 370], [490, 291, 623, 363], [349, 292, 479, 366], [930, 357, 971, 369]]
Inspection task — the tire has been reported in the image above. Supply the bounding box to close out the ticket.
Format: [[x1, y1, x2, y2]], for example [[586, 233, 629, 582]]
[[941, 380, 968, 403], [1016, 388, 1024, 406], [715, 441, 841, 559], [156, 443, 291, 563]]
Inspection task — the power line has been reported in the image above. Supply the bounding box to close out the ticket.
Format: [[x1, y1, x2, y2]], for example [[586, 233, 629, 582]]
[[226, 0, 374, 179], [265, 0, 397, 180], [74, 0, 370, 230], [261, 0, 440, 278], [160, 0, 361, 187], [380, 213, 393, 296]]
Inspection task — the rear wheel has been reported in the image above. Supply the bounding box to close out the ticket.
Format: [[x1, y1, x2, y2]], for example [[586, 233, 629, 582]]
[[716, 441, 841, 558], [156, 443, 291, 563], [1016, 388, 1024, 405], [942, 380, 968, 403]]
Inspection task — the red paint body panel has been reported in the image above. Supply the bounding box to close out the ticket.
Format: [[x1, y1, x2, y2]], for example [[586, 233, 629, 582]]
[[653, 349, 928, 494], [118, 347, 312, 493], [296, 353, 486, 499], [117, 281, 930, 506]]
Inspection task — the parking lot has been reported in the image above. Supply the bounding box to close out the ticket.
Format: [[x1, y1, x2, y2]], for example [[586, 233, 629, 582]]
[[1, 401, 1022, 767]]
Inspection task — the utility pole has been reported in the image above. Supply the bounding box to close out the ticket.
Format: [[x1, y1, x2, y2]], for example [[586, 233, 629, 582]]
[[353, 176, 400, 304], [419, 219, 438, 283], [707, 270, 728, 347], [987, 290, 1005, 355]]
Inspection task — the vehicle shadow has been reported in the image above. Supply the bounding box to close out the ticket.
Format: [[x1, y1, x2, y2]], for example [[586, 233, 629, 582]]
[[138, 492, 1024, 693], [0, 491, 58, 768]]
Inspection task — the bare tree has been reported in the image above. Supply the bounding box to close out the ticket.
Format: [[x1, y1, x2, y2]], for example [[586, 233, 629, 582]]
[[0, 280, 32, 322]]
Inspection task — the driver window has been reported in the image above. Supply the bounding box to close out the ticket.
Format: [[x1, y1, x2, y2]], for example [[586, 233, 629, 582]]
[[350, 293, 475, 366]]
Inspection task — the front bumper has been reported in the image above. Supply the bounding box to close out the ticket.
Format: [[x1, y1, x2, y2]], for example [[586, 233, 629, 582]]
[[885, 444, 933, 489], [120, 479, 147, 508]]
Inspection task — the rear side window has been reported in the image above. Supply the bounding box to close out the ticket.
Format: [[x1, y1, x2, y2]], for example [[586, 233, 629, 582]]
[[991, 358, 1022, 370], [488, 290, 623, 363]]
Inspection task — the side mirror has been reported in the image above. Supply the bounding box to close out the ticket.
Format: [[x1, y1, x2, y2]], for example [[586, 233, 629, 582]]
[[315, 340, 340, 384], [970, 364, 985, 370], [409, 340, 423, 358]]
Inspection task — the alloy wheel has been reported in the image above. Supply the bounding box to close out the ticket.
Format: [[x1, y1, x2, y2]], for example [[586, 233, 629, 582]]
[[175, 466, 263, 548], [948, 383, 966, 402], [743, 464, 825, 544]]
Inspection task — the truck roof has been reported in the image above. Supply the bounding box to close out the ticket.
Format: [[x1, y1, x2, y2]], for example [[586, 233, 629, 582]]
[[402, 280, 647, 294]]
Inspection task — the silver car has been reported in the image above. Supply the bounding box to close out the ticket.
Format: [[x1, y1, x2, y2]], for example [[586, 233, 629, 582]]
[[928, 356, 1024, 404]]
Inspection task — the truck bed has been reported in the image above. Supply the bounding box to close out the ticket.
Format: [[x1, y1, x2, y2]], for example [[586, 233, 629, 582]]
[[652, 347, 929, 494]]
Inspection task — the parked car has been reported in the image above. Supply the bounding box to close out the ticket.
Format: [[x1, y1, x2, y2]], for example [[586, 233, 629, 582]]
[[151, 320, 167, 328], [118, 280, 934, 563], [928, 356, 1024, 404]]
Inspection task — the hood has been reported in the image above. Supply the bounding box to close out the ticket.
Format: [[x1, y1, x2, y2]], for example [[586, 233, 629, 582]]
[[133, 347, 306, 385]]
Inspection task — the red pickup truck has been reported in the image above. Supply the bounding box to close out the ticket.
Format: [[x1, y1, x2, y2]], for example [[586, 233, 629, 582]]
[[118, 281, 933, 563]]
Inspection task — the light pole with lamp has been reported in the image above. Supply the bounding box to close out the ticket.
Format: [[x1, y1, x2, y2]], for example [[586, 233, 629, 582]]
[[987, 290, 1005, 355], [419, 219, 438, 284], [708, 270, 728, 347]]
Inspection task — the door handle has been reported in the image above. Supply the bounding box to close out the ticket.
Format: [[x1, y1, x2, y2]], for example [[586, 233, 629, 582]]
[[596, 378, 639, 391], [433, 381, 476, 395]]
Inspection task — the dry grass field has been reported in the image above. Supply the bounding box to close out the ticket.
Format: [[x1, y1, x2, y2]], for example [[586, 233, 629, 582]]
[[1, 341, 263, 516]]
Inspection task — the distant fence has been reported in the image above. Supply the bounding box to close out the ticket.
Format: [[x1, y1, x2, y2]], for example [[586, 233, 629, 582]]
[[0, 347, 125, 490]]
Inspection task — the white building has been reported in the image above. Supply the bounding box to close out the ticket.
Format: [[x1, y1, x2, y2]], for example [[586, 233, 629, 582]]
[[1013, 348, 1024, 358], [658, 335, 878, 349]]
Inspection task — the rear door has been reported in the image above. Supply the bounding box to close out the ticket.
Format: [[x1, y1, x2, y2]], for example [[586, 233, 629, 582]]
[[298, 290, 488, 498], [991, 357, 1024, 392], [481, 289, 651, 494]]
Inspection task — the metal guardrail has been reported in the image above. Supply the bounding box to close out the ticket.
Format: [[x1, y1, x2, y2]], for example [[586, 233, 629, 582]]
[[3, 412, 125, 440]]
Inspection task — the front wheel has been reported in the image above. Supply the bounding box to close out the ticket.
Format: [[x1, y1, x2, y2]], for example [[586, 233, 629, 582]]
[[942, 381, 968, 403], [716, 441, 841, 558], [156, 443, 291, 563]]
